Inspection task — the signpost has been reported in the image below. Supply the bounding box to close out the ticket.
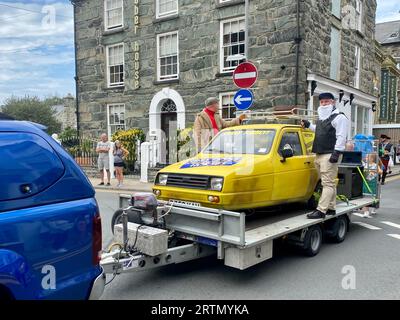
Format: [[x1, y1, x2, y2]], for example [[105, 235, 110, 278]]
[[234, 89, 254, 110], [233, 62, 258, 88]]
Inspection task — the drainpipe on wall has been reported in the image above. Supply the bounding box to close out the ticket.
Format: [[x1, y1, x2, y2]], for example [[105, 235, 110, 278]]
[[294, 0, 302, 107], [71, 0, 80, 136]]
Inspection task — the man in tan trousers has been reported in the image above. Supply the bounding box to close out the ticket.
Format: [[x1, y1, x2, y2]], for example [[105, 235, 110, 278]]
[[194, 97, 246, 153], [301, 92, 349, 219]]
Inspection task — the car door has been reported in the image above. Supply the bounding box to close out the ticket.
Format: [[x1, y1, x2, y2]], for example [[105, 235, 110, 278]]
[[272, 128, 313, 201]]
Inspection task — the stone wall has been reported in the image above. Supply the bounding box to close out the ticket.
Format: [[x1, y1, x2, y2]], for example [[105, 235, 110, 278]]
[[74, 0, 377, 137]]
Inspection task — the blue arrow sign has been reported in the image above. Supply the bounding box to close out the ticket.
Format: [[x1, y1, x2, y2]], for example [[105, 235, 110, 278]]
[[234, 89, 254, 110]]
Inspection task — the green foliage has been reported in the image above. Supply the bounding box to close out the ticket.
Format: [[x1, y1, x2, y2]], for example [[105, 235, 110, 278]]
[[177, 126, 194, 160], [59, 127, 78, 140], [112, 128, 146, 171], [1, 96, 62, 134]]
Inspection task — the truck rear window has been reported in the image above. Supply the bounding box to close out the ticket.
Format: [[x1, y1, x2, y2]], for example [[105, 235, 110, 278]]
[[0, 132, 65, 201], [204, 129, 275, 155]]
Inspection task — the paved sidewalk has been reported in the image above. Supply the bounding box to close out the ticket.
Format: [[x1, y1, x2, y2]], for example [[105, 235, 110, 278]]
[[90, 177, 153, 193]]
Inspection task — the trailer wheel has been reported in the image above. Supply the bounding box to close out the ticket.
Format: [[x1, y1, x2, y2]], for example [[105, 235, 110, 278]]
[[111, 209, 124, 234], [302, 225, 322, 257], [327, 216, 348, 243]]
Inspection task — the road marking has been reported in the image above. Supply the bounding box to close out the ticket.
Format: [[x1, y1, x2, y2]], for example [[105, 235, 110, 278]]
[[381, 221, 400, 230], [352, 212, 366, 218], [387, 234, 400, 240], [352, 221, 382, 230]]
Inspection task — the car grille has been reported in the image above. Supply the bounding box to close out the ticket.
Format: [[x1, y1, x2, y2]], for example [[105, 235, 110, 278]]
[[166, 174, 209, 189]]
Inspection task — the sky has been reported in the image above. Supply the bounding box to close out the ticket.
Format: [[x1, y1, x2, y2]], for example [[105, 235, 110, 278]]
[[0, 0, 399, 105]]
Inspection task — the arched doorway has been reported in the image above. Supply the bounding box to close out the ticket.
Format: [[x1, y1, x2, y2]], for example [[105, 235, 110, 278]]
[[149, 88, 185, 164], [161, 99, 177, 164]]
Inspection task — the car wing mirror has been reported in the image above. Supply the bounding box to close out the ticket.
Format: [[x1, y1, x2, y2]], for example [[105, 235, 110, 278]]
[[280, 145, 294, 162]]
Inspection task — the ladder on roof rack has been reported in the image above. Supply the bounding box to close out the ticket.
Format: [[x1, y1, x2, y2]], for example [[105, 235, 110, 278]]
[[236, 108, 318, 124]]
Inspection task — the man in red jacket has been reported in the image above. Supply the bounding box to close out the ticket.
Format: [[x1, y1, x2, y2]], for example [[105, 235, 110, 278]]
[[193, 97, 246, 153]]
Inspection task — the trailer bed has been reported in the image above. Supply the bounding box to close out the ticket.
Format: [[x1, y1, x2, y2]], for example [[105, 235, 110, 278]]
[[245, 197, 376, 246]]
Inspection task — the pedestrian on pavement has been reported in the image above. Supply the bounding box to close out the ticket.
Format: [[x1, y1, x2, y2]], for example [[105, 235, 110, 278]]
[[193, 97, 246, 153], [396, 139, 400, 163], [380, 148, 393, 185], [113, 140, 129, 188], [360, 153, 382, 218], [301, 92, 349, 219], [96, 133, 111, 186]]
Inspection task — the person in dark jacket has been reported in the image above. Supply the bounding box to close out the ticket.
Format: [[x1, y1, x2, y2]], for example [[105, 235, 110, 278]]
[[301, 92, 349, 219]]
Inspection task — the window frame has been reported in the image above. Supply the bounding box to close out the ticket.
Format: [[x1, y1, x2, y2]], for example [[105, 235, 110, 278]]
[[104, 0, 124, 31], [355, 0, 363, 33], [107, 103, 126, 137], [354, 45, 361, 89], [220, 16, 246, 73], [219, 92, 237, 120], [278, 131, 304, 157], [157, 31, 179, 81], [331, 0, 341, 19], [106, 43, 125, 88], [329, 26, 341, 81], [156, 0, 178, 19]]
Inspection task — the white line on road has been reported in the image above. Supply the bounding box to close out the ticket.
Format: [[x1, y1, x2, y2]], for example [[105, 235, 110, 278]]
[[352, 212, 366, 218], [352, 221, 382, 230], [387, 234, 400, 240], [381, 221, 400, 230], [234, 72, 256, 79]]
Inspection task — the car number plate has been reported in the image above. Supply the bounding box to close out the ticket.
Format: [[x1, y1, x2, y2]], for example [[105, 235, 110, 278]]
[[168, 199, 201, 207]]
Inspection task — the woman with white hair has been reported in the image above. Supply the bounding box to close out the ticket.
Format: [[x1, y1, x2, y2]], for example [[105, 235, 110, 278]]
[[113, 140, 129, 188]]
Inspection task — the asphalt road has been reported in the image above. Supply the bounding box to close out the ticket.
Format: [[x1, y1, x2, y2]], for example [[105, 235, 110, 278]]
[[96, 177, 400, 300]]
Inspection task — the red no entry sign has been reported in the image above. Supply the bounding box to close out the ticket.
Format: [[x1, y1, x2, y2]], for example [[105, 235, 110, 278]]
[[233, 62, 258, 88]]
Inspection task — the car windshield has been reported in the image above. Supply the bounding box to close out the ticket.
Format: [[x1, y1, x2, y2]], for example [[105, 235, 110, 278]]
[[204, 129, 275, 155]]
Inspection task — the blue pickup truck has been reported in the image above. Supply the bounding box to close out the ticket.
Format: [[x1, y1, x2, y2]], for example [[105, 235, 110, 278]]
[[0, 118, 105, 300]]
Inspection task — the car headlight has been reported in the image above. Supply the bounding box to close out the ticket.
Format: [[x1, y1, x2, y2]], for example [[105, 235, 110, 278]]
[[157, 174, 168, 186], [210, 177, 224, 191]]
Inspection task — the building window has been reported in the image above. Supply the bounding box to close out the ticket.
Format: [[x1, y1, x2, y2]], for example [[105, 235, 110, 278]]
[[157, 32, 179, 81], [108, 104, 126, 135], [156, 0, 178, 18], [220, 17, 246, 73], [104, 0, 123, 30], [107, 43, 124, 87], [329, 26, 340, 81], [219, 92, 236, 119], [355, 0, 363, 33], [331, 0, 341, 19], [354, 45, 361, 89], [351, 104, 356, 137]]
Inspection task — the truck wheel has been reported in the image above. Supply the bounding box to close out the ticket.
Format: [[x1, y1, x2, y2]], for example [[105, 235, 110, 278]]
[[327, 216, 348, 243], [302, 225, 322, 257]]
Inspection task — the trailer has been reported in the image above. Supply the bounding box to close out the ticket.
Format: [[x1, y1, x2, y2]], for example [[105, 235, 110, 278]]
[[100, 192, 379, 275]]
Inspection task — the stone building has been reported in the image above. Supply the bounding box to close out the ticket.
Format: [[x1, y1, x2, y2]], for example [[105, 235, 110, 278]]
[[52, 94, 77, 131], [374, 20, 400, 141], [72, 0, 378, 163]]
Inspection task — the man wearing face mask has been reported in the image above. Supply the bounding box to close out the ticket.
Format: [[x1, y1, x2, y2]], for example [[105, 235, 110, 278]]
[[301, 92, 349, 219]]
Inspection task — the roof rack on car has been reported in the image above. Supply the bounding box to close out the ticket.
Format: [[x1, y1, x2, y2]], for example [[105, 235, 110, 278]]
[[236, 108, 318, 124]]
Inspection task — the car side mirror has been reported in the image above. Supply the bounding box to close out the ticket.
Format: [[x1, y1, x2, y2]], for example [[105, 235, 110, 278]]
[[280, 146, 294, 162]]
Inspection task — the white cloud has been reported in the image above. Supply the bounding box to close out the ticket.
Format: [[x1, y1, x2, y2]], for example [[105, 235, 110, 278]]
[[376, 0, 400, 23], [0, 1, 75, 104]]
